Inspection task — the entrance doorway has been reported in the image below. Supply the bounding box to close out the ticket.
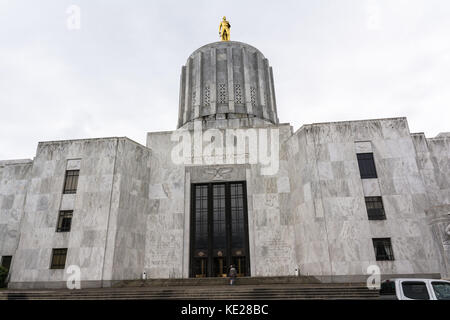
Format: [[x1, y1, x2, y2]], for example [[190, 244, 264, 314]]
[[190, 181, 250, 278]]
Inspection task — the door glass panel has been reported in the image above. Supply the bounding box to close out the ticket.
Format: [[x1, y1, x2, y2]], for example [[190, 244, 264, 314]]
[[192, 185, 208, 278], [193, 258, 207, 278], [230, 183, 245, 249], [230, 183, 248, 277], [213, 184, 226, 250], [212, 185, 227, 277], [232, 256, 246, 277], [194, 185, 208, 251], [213, 257, 226, 277]]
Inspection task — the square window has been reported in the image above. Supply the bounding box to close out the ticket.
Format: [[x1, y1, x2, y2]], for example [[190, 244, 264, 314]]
[[50, 248, 67, 269], [365, 197, 386, 220], [357, 153, 378, 179], [63, 170, 79, 194], [1, 256, 12, 271], [372, 238, 394, 261], [56, 210, 73, 232]]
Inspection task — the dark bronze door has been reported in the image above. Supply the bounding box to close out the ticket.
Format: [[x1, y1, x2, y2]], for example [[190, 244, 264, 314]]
[[190, 181, 250, 278]]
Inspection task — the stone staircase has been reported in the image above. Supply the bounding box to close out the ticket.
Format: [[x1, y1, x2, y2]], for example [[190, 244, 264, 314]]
[[112, 275, 321, 287], [0, 277, 380, 300]]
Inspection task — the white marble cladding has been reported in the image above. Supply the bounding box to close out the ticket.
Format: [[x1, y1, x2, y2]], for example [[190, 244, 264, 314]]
[[1, 116, 449, 287], [362, 179, 381, 197], [425, 205, 450, 279], [286, 118, 441, 278], [412, 133, 450, 207], [7, 137, 151, 287], [108, 138, 151, 281], [66, 159, 81, 170], [354, 141, 373, 154], [60, 194, 76, 211], [0, 160, 32, 259], [146, 131, 185, 278], [412, 132, 450, 278], [146, 123, 297, 278]]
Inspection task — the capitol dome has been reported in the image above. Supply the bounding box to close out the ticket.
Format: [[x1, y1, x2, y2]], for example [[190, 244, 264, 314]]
[[177, 41, 279, 128]]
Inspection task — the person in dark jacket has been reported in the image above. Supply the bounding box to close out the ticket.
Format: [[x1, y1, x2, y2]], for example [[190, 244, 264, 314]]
[[229, 265, 237, 285]]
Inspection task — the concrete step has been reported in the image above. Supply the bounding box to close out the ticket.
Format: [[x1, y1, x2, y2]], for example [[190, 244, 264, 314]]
[[0, 283, 380, 300], [2, 296, 380, 300], [112, 276, 322, 287], [1, 296, 380, 300]]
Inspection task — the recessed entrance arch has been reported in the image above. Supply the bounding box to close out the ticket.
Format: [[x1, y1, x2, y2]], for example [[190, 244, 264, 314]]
[[190, 181, 250, 278]]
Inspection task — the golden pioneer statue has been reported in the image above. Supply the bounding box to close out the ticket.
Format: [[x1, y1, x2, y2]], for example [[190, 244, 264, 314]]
[[219, 16, 231, 41]]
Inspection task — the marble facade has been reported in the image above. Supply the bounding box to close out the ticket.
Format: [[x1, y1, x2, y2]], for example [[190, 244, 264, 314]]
[[1, 41, 449, 288]]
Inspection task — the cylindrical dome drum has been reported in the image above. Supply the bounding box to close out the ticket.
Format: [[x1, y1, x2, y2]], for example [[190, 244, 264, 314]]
[[177, 41, 279, 128]]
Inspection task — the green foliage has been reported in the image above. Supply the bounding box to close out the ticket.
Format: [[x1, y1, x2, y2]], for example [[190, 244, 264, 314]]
[[0, 266, 8, 288]]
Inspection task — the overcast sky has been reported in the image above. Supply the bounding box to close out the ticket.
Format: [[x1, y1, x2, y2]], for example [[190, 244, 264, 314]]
[[1, 0, 449, 160]]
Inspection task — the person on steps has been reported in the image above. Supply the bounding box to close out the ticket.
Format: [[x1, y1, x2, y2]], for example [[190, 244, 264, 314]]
[[229, 265, 237, 285]]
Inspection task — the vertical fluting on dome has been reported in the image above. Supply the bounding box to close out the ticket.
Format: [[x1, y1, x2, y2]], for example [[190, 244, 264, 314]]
[[177, 41, 279, 128]]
